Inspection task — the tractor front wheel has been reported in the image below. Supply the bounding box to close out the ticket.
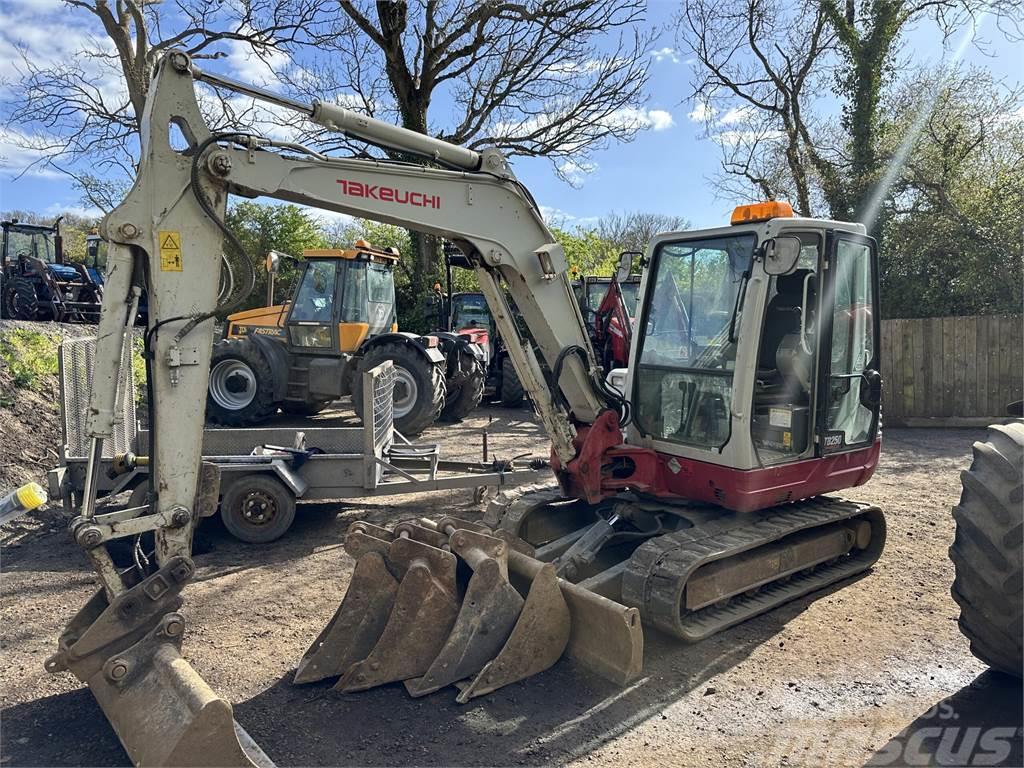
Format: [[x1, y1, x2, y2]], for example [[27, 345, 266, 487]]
[[499, 355, 524, 408], [352, 342, 445, 436], [207, 339, 279, 426]]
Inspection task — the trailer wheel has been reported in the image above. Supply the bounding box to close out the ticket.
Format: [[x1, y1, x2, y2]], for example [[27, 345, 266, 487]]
[[500, 355, 524, 408], [949, 422, 1023, 677], [352, 342, 445, 436], [4, 277, 40, 320], [220, 475, 296, 544], [207, 339, 279, 426], [440, 348, 485, 422]]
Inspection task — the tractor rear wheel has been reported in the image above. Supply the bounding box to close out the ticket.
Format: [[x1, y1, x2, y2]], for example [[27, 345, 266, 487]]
[[352, 342, 445, 436], [207, 339, 279, 426], [499, 355, 524, 408], [4, 277, 41, 320], [440, 348, 485, 422], [949, 422, 1023, 677]]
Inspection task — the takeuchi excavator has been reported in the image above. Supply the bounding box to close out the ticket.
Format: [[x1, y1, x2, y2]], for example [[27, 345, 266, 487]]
[[51, 51, 888, 766]]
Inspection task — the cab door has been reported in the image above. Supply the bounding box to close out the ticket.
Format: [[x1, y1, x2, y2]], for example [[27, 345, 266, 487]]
[[816, 233, 882, 454], [285, 259, 340, 352]]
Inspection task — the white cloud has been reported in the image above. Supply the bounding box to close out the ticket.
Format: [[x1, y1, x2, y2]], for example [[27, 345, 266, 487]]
[[222, 39, 291, 91], [539, 205, 599, 228], [718, 106, 756, 125], [556, 158, 597, 185], [0, 128, 64, 178], [649, 47, 681, 64], [43, 200, 103, 220], [715, 129, 785, 147], [604, 107, 675, 132], [687, 101, 716, 123]]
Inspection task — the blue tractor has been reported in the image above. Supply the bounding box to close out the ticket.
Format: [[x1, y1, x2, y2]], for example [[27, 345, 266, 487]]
[[0, 218, 103, 322]]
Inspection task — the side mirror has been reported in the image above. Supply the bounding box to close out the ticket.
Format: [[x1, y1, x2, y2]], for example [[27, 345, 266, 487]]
[[763, 236, 802, 275], [265, 250, 282, 275], [616, 251, 641, 283]]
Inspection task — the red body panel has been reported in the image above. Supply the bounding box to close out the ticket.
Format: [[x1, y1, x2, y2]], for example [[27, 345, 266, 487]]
[[556, 411, 881, 513]]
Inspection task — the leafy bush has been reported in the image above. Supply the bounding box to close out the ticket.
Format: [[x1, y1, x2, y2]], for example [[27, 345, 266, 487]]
[[0, 329, 59, 390]]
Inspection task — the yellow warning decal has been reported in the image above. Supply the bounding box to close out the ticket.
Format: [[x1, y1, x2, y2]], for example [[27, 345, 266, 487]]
[[159, 230, 183, 272]]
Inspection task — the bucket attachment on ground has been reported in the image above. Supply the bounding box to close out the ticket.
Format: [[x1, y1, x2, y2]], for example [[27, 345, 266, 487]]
[[46, 557, 268, 767], [335, 528, 460, 692], [293, 523, 399, 684], [404, 528, 524, 697]]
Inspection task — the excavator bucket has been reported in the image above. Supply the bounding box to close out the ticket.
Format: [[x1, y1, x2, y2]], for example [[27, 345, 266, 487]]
[[455, 559, 569, 703], [46, 558, 269, 767], [404, 528, 524, 697], [293, 523, 399, 684], [335, 526, 460, 692]]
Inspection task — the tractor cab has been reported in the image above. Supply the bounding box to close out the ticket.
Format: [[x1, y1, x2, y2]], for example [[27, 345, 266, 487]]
[[225, 240, 399, 351]]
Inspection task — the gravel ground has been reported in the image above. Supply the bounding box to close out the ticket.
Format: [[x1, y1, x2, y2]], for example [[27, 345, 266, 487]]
[[0, 411, 1020, 768]]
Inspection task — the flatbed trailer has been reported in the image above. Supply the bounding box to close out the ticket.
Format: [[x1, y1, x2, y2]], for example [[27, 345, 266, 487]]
[[48, 338, 546, 542]]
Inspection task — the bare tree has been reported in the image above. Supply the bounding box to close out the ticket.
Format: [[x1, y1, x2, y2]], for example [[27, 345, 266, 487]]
[[274, 0, 656, 304], [4, 0, 331, 201], [677, 0, 1023, 223], [595, 211, 691, 251]]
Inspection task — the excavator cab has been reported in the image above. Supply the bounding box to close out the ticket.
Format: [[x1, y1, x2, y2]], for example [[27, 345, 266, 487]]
[[625, 202, 882, 509]]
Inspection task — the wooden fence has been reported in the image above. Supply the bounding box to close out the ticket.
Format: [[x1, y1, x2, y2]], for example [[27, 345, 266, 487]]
[[880, 314, 1023, 425]]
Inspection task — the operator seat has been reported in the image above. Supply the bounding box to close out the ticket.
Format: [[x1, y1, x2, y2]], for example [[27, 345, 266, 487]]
[[758, 269, 814, 372]]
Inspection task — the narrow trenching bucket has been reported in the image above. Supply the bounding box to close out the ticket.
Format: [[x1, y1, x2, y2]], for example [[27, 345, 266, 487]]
[[293, 523, 399, 684], [335, 525, 460, 692], [46, 558, 270, 767], [404, 528, 525, 697]]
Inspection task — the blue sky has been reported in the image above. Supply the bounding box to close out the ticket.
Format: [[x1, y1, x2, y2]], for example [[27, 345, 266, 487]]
[[1, 0, 1021, 229]]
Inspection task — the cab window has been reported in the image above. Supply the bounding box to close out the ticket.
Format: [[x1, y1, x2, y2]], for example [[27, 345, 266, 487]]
[[290, 260, 337, 322]]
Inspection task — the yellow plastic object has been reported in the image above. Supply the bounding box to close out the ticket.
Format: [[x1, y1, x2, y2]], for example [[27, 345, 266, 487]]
[[730, 200, 795, 225], [15, 482, 47, 511]]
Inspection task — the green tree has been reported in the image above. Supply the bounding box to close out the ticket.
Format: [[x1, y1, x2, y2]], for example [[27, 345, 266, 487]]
[[225, 202, 328, 312]]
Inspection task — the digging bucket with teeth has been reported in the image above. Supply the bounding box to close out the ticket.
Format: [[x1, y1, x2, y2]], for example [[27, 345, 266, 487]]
[[46, 557, 270, 767]]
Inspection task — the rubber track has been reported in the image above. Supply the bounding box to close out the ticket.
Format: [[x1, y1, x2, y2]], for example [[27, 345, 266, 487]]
[[622, 496, 886, 642], [483, 481, 565, 532]]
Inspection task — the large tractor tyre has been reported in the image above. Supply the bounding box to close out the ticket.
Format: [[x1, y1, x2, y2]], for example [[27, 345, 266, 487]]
[[499, 355, 525, 408], [206, 339, 279, 426], [352, 342, 446, 437], [281, 398, 333, 417], [4, 277, 41, 320], [949, 422, 1023, 677], [220, 474, 297, 544], [440, 349, 485, 422]]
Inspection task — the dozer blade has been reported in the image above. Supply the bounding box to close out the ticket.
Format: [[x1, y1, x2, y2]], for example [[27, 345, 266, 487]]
[[46, 558, 269, 767], [335, 535, 459, 692], [404, 529, 524, 697], [456, 560, 570, 703], [293, 525, 398, 684]]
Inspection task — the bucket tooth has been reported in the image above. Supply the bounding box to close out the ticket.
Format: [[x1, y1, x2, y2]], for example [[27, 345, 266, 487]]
[[294, 525, 399, 684], [335, 536, 459, 692], [456, 561, 569, 703], [405, 529, 524, 697]]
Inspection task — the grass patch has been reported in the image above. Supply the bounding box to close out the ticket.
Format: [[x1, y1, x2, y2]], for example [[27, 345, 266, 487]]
[[0, 329, 59, 391]]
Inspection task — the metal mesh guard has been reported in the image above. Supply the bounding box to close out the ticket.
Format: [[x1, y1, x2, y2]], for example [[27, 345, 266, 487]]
[[370, 361, 395, 452], [59, 336, 136, 459]]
